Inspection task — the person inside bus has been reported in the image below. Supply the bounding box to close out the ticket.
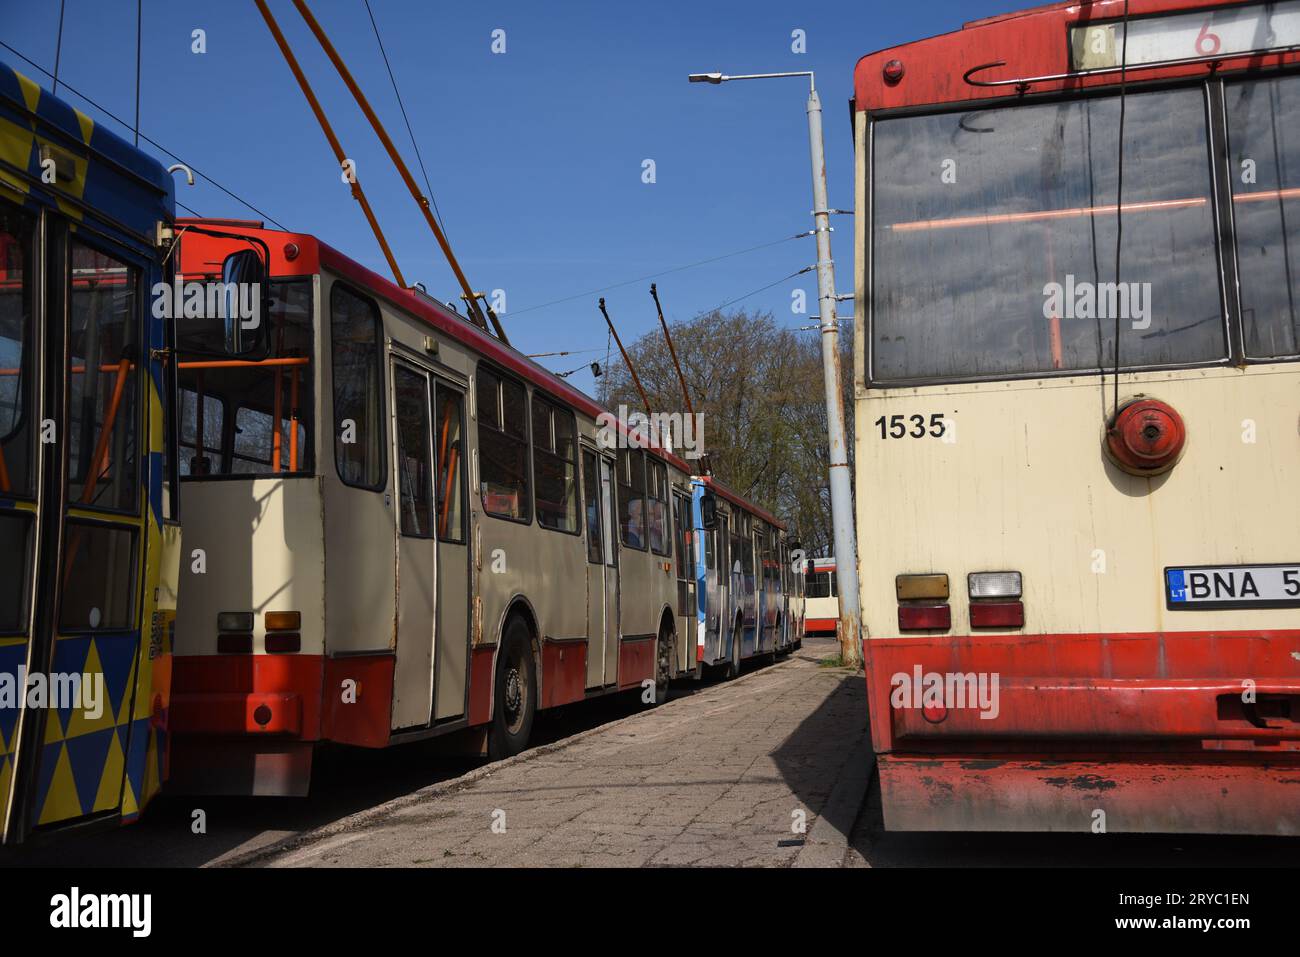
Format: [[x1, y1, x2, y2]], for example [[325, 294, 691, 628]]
[[625, 498, 644, 549]]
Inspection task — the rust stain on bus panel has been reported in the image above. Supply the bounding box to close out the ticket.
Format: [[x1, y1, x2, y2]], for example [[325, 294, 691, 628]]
[[879, 753, 1300, 834]]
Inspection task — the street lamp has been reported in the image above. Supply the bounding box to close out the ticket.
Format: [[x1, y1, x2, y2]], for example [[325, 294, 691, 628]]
[[688, 68, 862, 668]]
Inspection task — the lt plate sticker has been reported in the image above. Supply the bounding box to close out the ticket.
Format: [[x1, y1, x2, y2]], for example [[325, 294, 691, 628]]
[[1165, 564, 1300, 610]]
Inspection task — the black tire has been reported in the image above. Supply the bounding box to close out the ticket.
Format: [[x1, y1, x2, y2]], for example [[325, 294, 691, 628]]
[[724, 615, 743, 680], [488, 617, 537, 760], [653, 622, 673, 706]]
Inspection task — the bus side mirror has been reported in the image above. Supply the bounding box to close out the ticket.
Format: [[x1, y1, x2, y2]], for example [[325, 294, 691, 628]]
[[806, 560, 815, 575], [700, 492, 717, 530], [221, 248, 268, 355]]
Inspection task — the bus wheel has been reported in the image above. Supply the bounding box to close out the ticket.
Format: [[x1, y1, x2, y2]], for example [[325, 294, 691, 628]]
[[653, 624, 673, 706], [724, 616, 743, 681], [488, 618, 537, 760]]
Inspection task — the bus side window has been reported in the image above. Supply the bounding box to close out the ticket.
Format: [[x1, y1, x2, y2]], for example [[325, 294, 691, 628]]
[[582, 449, 601, 564], [617, 448, 646, 550], [434, 385, 466, 542], [330, 283, 385, 490], [476, 365, 530, 522]]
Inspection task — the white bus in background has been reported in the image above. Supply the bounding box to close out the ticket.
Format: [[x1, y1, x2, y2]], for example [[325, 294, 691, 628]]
[[803, 557, 838, 636]]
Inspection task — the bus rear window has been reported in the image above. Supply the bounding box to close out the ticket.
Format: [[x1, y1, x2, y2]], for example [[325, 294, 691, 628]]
[[178, 280, 313, 477], [870, 87, 1226, 383], [1226, 74, 1300, 359]]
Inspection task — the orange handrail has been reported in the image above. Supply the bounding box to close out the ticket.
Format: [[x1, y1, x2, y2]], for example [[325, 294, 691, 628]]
[[289, 365, 300, 471]]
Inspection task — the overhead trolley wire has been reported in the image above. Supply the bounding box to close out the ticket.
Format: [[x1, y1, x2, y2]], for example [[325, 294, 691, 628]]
[[508, 230, 813, 318], [0, 39, 287, 229], [362, 0, 451, 241]]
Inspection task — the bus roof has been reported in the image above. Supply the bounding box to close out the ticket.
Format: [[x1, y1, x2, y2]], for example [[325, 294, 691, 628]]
[[854, 0, 1300, 113], [696, 474, 785, 531], [0, 60, 173, 242], [179, 220, 785, 530]]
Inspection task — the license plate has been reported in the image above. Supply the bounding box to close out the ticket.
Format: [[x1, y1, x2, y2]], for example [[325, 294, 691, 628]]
[[1165, 564, 1300, 610]]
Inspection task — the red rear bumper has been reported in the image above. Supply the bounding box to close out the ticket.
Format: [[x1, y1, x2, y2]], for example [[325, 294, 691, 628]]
[[865, 630, 1300, 834], [877, 753, 1300, 834]]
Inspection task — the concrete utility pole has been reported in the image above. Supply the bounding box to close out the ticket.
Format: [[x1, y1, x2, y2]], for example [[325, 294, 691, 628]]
[[687, 70, 862, 667]]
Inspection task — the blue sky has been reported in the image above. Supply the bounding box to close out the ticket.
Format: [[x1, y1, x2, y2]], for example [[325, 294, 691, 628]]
[[4, 0, 1014, 394]]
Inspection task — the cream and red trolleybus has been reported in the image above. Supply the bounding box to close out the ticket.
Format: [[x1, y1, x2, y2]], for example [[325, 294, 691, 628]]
[[853, 0, 1300, 833], [167, 221, 784, 794]]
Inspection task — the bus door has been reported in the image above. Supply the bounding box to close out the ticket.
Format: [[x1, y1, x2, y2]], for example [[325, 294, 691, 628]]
[[717, 513, 730, 655], [3, 214, 155, 841], [582, 450, 619, 687], [431, 380, 468, 722], [390, 359, 437, 730], [671, 491, 694, 669]]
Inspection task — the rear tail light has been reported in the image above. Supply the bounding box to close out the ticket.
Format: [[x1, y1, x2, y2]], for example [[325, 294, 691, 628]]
[[265, 632, 301, 654], [265, 611, 301, 632], [897, 574, 951, 631], [896, 573, 948, 601], [217, 633, 253, 654], [898, 603, 951, 631], [217, 611, 254, 632], [968, 572, 1024, 629], [969, 601, 1024, 628], [217, 611, 253, 654], [265, 610, 302, 654]]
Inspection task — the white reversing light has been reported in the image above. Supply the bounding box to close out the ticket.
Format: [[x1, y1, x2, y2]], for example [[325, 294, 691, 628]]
[[968, 571, 1022, 599]]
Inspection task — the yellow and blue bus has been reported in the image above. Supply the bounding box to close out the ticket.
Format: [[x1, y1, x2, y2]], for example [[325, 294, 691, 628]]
[[0, 61, 179, 844]]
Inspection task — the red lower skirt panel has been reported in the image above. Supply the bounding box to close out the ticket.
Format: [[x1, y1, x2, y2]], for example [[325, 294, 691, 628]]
[[468, 646, 495, 726], [805, 618, 837, 634], [542, 640, 587, 708], [618, 636, 655, 690], [878, 752, 1300, 835]]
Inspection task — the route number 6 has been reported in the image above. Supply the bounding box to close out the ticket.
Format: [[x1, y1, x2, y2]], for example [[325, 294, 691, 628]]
[[1195, 22, 1221, 56]]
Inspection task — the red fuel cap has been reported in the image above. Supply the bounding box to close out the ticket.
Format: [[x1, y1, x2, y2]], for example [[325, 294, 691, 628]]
[[1106, 398, 1186, 475]]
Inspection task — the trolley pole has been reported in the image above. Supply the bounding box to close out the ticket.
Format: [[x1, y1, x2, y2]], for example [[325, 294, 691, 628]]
[[688, 70, 862, 667]]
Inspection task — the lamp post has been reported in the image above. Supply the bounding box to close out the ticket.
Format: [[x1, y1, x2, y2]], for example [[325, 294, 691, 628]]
[[688, 70, 861, 667]]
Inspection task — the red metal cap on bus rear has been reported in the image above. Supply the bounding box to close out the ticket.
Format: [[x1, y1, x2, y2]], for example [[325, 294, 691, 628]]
[[1105, 398, 1186, 476]]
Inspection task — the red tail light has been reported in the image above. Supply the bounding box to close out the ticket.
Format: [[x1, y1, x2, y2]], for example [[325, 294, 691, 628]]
[[217, 633, 253, 654], [898, 603, 951, 631], [969, 601, 1024, 629], [265, 633, 301, 654]]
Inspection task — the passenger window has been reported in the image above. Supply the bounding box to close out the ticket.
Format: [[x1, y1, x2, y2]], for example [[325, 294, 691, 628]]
[[476, 366, 530, 521], [1226, 75, 1300, 358], [582, 449, 602, 564], [0, 202, 35, 499], [232, 405, 306, 474], [330, 284, 385, 490], [179, 388, 225, 475], [68, 242, 139, 512], [532, 395, 579, 533], [393, 365, 433, 538], [434, 385, 466, 543], [648, 459, 669, 556], [617, 448, 646, 550]]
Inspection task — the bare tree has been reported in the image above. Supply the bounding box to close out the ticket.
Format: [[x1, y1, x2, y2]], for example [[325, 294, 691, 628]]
[[601, 306, 853, 557]]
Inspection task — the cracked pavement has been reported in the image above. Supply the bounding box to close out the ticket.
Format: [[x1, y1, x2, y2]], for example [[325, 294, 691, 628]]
[[252, 635, 868, 868]]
